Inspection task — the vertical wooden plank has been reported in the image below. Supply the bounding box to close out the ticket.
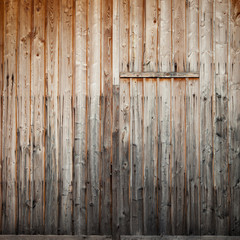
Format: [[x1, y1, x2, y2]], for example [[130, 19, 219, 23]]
[[171, 0, 186, 235], [186, 0, 200, 235], [229, 0, 240, 235], [112, 85, 120, 239], [31, 0, 46, 234], [214, 0, 229, 235], [130, 79, 143, 235], [158, 0, 172, 235], [143, 0, 158, 235], [119, 79, 130, 235], [17, 0, 32, 234], [0, 0, 4, 234], [119, 0, 130, 235], [74, 0, 87, 235], [129, 0, 144, 235], [200, 0, 215, 234], [45, 0, 59, 234], [87, 0, 101, 234], [100, 0, 113, 235], [143, 79, 157, 235], [2, 0, 18, 234], [113, 0, 120, 85], [59, 0, 73, 234]]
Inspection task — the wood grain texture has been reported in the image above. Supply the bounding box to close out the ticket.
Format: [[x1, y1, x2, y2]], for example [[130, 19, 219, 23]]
[[229, 0, 240, 235], [200, 0, 215, 234], [45, 0, 59, 234], [17, 0, 32, 234], [185, 0, 200, 235], [59, 0, 73, 234], [87, 0, 101, 234], [2, 0, 18, 234], [74, 0, 88, 235]]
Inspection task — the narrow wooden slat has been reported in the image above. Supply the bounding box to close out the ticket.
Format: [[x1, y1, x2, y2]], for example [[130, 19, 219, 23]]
[[157, 0, 172, 234], [143, 0, 158, 235], [129, 0, 144, 235], [214, 0, 229, 234], [45, 0, 59, 234], [113, 0, 120, 85], [87, 0, 101, 234], [74, 0, 88, 235], [120, 236, 240, 240], [186, 0, 200, 235], [143, 79, 157, 234], [119, 0, 130, 235], [0, 0, 4, 234], [171, 0, 186, 234], [17, 0, 32, 234], [119, 79, 130, 235], [112, 85, 120, 239], [200, 0, 215, 234], [120, 72, 199, 78], [2, 0, 18, 234], [59, 0, 73, 234], [130, 79, 143, 235], [229, 0, 240, 235], [31, 0, 46, 233], [100, 0, 113, 234]]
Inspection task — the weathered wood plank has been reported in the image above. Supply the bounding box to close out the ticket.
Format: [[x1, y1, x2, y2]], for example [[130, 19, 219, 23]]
[[2, 0, 18, 234], [31, 0, 46, 233], [0, 236, 112, 240], [59, 0, 73, 234], [229, 0, 240, 235], [200, 0, 215, 234], [157, 0, 172, 234], [45, 0, 59, 234], [171, 0, 186, 235], [17, 0, 32, 234], [119, 79, 130, 235], [143, 79, 157, 235], [74, 0, 88, 235], [120, 72, 199, 78], [100, 0, 113, 234], [113, 0, 120, 85], [0, 0, 4, 234], [214, 0, 229, 235], [185, 0, 200, 235], [87, 0, 101, 234], [129, 79, 143, 235], [120, 236, 240, 240], [112, 85, 120, 239]]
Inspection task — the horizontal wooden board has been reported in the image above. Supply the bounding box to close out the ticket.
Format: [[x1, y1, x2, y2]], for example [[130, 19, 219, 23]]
[[120, 72, 199, 78]]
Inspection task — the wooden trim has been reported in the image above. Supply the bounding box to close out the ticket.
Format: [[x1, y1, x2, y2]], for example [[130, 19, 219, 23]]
[[120, 72, 199, 78]]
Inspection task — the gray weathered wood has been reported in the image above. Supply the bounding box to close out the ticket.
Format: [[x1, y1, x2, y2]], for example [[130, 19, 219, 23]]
[[120, 72, 199, 78]]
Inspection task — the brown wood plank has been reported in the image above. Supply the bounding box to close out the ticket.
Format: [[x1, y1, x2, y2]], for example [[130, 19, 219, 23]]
[[214, 0, 229, 235], [200, 0, 215, 234], [17, 0, 32, 234], [157, 0, 172, 234], [59, 0, 74, 234], [143, 79, 157, 234], [2, 0, 18, 234], [185, 0, 200, 235], [171, 0, 186, 235], [0, 0, 4, 234], [74, 0, 88, 235], [119, 79, 130, 235], [0, 236, 112, 240], [31, 0, 46, 234], [45, 0, 59, 234], [100, 0, 113, 234], [120, 72, 199, 78], [229, 0, 240, 235], [87, 0, 101, 234], [129, 79, 143, 235]]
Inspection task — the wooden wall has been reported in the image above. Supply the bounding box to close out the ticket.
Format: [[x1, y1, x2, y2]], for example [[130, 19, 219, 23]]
[[0, 0, 239, 236]]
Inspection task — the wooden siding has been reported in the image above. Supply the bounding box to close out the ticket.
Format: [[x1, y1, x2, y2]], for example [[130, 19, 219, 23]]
[[0, 0, 239, 236]]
